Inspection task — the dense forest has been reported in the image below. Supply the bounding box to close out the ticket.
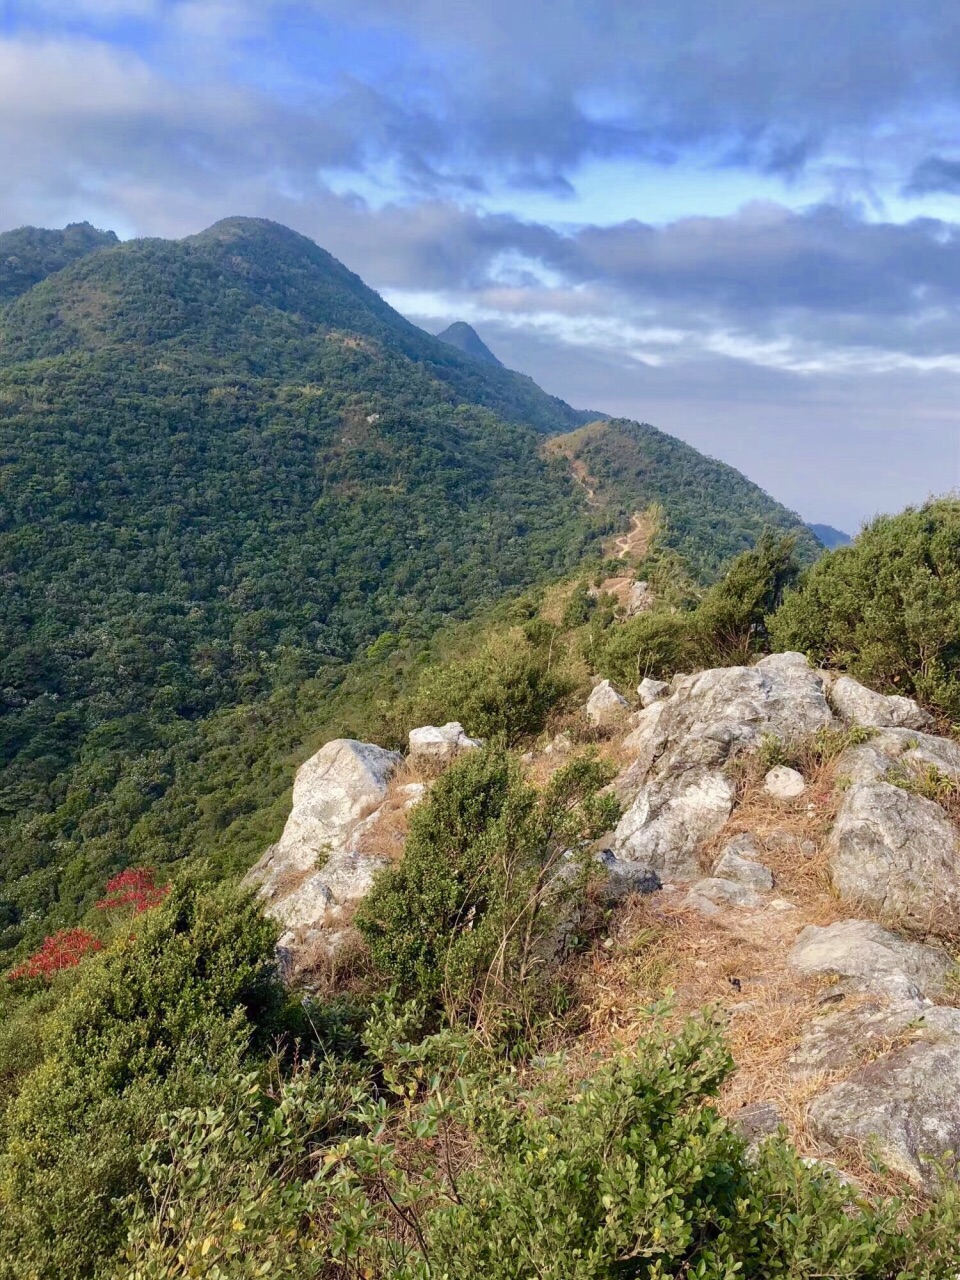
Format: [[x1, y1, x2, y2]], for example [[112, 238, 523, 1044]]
[[0, 216, 814, 952], [0, 222, 119, 303]]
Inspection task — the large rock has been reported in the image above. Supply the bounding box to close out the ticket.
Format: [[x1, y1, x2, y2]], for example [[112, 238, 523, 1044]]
[[830, 675, 931, 731], [613, 770, 736, 881], [827, 781, 960, 926], [788, 919, 953, 1005], [585, 679, 630, 727], [610, 653, 832, 882], [625, 581, 653, 616], [249, 740, 401, 892], [808, 1007, 960, 1189], [245, 739, 402, 972], [408, 721, 481, 767]]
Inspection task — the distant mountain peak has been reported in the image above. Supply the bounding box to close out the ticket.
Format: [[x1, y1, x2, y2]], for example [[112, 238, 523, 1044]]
[[436, 321, 503, 367]]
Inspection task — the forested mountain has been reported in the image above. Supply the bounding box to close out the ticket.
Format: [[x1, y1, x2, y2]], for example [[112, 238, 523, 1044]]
[[436, 319, 503, 365], [0, 216, 814, 950], [0, 222, 118, 302], [808, 522, 851, 548]]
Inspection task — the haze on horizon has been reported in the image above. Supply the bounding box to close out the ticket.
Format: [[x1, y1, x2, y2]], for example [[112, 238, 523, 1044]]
[[5, 1, 960, 532]]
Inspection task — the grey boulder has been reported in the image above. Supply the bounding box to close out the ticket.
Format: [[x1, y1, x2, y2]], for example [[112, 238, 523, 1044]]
[[830, 675, 931, 731], [788, 919, 953, 1005], [827, 782, 960, 926], [586, 679, 630, 728], [408, 721, 482, 766]]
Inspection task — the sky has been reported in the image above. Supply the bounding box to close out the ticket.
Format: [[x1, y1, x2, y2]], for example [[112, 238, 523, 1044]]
[[4, 3, 960, 530]]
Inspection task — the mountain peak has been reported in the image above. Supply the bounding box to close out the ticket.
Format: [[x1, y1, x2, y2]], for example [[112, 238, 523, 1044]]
[[436, 321, 503, 367]]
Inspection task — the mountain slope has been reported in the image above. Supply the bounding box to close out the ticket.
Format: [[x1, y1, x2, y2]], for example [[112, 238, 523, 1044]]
[[436, 320, 503, 366], [547, 419, 820, 578], [0, 222, 118, 303], [0, 216, 819, 949], [808, 522, 851, 548]]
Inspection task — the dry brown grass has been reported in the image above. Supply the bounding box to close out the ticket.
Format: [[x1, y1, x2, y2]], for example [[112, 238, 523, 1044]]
[[355, 758, 429, 862]]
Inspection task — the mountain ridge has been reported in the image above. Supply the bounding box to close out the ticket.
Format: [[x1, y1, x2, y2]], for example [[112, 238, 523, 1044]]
[[0, 214, 819, 949]]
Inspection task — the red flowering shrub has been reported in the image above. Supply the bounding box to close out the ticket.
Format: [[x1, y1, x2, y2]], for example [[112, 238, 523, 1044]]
[[96, 867, 169, 915], [8, 928, 103, 981]]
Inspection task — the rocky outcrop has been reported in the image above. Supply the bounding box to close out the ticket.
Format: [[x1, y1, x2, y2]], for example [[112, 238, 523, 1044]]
[[808, 1009, 960, 1189], [830, 675, 931, 731], [245, 738, 402, 972], [625, 581, 653, 616], [607, 653, 832, 883], [788, 920, 952, 1005], [585, 680, 630, 727], [408, 721, 481, 767], [827, 782, 960, 926]]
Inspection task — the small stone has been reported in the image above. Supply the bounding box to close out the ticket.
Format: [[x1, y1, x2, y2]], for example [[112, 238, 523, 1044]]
[[585, 679, 630, 727], [682, 877, 764, 913], [732, 1101, 785, 1143], [713, 835, 774, 891], [637, 677, 670, 707], [763, 765, 806, 799]]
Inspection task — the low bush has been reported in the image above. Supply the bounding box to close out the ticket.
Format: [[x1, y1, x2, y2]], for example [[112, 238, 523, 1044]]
[[771, 499, 960, 719], [0, 881, 289, 1279], [597, 532, 800, 688], [355, 746, 619, 1033], [386, 632, 578, 745], [120, 1009, 960, 1279]]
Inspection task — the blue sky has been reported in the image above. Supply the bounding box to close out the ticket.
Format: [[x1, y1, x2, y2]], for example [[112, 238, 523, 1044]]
[[4, 1, 960, 529]]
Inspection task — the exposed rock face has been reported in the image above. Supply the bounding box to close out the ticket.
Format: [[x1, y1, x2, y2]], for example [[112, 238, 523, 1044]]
[[608, 654, 832, 883], [808, 1009, 960, 1189], [827, 782, 960, 926], [408, 721, 481, 767], [245, 739, 402, 973], [625, 581, 653, 616], [586, 679, 630, 727], [637, 677, 670, 707], [763, 765, 805, 799], [788, 919, 952, 1005], [713, 834, 774, 891], [614, 771, 736, 881], [830, 675, 931, 731], [790, 999, 928, 1078]]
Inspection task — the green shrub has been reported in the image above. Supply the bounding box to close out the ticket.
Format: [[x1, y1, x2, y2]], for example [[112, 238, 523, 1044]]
[[121, 1010, 960, 1279], [0, 882, 287, 1279], [598, 532, 800, 687], [771, 499, 960, 718], [389, 633, 577, 745], [355, 747, 618, 1031]]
